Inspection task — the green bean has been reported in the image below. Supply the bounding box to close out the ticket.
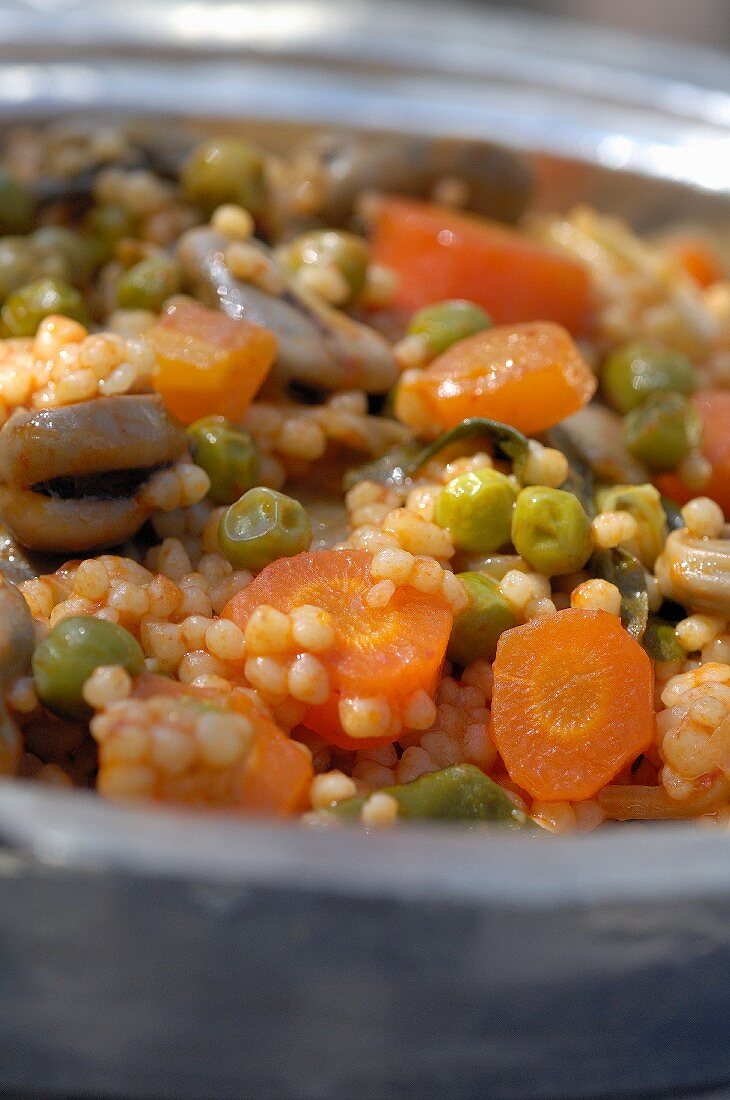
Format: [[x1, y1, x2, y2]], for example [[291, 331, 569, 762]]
[[512, 486, 593, 575], [281, 229, 369, 304], [602, 340, 697, 414], [0, 170, 35, 235], [115, 256, 182, 312], [188, 417, 260, 504], [0, 277, 88, 337], [219, 487, 312, 571], [447, 572, 518, 665], [596, 483, 667, 568], [32, 615, 145, 720], [181, 137, 267, 215], [328, 764, 526, 824], [435, 467, 516, 553], [408, 299, 492, 357], [623, 392, 702, 471]]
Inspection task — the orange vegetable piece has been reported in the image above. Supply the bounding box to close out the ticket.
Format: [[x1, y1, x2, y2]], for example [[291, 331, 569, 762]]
[[370, 196, 593, 333], [665, 234, 725, 288], [223, 548, 453, 749], [656, 390, 730, 514], [149, 299, 276, 425], [490, 608, 654, 802], [396, 321, 596, 436], [126, 672, 312, 815]]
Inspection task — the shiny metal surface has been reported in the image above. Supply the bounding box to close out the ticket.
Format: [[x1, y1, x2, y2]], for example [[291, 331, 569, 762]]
[[0, 5, 729, 1098]]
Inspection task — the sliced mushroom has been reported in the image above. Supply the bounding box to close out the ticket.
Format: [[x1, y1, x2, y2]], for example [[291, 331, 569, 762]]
[[0, 394, 187, 553], [177, 227, 398, 394], [0, 577, 35, 774], [655, 527, 730, 616]]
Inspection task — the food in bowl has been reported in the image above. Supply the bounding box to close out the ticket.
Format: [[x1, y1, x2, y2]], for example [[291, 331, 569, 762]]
[[1, 121, 730, 832]]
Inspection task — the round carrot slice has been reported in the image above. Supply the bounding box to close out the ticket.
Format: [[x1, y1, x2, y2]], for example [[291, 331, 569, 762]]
[[223, 548, 453, 749], [491, 608, 655, 802], [396, 321, 596, 436]]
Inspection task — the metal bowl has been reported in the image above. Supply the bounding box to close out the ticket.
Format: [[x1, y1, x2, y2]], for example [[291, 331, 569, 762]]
[[1, 5, 730, 1097]]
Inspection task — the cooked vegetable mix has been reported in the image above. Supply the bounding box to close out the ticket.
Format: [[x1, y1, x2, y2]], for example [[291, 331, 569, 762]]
[[1, 122, 730, 832]]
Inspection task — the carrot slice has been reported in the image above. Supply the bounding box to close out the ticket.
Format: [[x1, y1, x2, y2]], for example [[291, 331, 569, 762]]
[[490, 608, 654, 802], [656, 390, 730, 514], [149, 299, 276, 425], [223, 548, 453, 749], [396, 321, 596, 436], [120, 672, 312, 815], [370, 196, 593, 333]]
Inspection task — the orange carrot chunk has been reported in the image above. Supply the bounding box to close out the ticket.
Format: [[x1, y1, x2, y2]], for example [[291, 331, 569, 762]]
[[491, 608, 654, 802], [396, 321, 596, 436], [656, 390, 730, 514], [149, 299, 276, 425], [370, 196, 593, 333], [223, 548, 453, 750], [664, 233, 725, 288], [105, 672, 313, 816]]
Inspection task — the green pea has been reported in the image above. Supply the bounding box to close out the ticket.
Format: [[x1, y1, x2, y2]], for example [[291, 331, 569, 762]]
[[512, 486, 593, 575], [601, 340, 697, 414], [434, 467, 516, 553], [0, 236, 40, 302], [188, 416, 260, 505], [116, 256, 182, 312], [408, 299, 492, 357], [32, 615, 144, 720], [84, 203, 138, 259], [32, 226, 101, 287], [281, 229, 370, 305], [447, 572, 518, 666], [219, 487, 312, 571], [0, 277, 88, 337], [595, 483, 667, 568], [181, 137, 266, 216], [0, 170, 35, 235], [623, 392, 702, 472]]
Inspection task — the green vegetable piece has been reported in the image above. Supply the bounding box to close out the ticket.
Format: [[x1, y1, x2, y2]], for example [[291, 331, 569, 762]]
[[343, 417, 530, 492], [596, 483, 667, 569], [32, 227, 101, 287], [512, 486, 593, 575], [435, 468, 516, 553], [447, 572, 518, 665], [623, 392, 702, 472], [181, 137, 266, 216], [329, 764, 526, 825], [32, 615, 144, 720], [188, 416, 260, 505], [116, 256, 182, 312], [84, 203, 138, 258], [0, 236, 41, 303], [590, 547, 649, 641], [408, 299, 492, 357], [602, 340, 697, 414], [660, 495, 685, 532], [219, 487, 312, 571], [281, 229, 369, 305], [0, 277, 88, 337], [0, 170, 35, 235], [543, 424, 595, 515], [642, 616, 684, 662]]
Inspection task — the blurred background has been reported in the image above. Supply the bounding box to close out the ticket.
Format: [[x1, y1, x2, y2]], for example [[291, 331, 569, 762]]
[[3, 0, 730, 51]]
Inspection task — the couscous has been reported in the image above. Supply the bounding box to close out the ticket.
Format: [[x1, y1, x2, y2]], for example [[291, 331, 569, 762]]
[[1, 122, 730, 832]]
